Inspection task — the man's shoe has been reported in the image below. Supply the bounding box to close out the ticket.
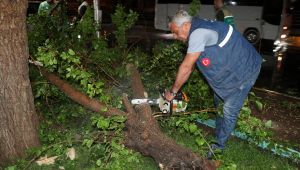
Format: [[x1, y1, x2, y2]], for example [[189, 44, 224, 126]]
[[206, 144, 223, 160]]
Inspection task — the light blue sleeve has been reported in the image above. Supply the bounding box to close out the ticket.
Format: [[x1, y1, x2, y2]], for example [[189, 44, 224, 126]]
[[187, 28, 218, 53]]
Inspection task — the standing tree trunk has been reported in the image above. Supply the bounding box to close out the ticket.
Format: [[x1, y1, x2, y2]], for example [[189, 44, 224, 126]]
[[0, 0, 40, 166]]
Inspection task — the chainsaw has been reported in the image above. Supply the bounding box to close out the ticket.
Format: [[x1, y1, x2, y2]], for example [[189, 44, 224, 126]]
[[131, 91, 188, 114]]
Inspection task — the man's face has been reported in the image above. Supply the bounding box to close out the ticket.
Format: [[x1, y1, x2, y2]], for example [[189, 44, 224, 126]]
[[169, 22, 190, 42]]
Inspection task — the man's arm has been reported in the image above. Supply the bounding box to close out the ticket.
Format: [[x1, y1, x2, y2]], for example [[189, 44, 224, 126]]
[[165, 52, 201, 101]]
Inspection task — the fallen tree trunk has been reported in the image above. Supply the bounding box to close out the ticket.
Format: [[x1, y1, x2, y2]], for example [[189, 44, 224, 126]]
[[39, 65, 215, 170], [40, 69, 125, 117]]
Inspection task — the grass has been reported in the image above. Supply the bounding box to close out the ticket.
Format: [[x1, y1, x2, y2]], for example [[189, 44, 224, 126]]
[[222, 138, 297, 170], [164, 125, 298, 170], [14, 146, 158, 170], [4, 119, 298, 170]]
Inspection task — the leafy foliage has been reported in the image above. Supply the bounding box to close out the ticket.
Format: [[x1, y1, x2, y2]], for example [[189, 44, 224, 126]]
[[237, 106, 271, 141], [189, 0, 201, 16], [7, 1, 296, 169], [80, 115, 142, 169], [111, 4, 139, 50], [14, 4, 146, 169], [159, 112, 211, 153], [27, 5, 70, 54]]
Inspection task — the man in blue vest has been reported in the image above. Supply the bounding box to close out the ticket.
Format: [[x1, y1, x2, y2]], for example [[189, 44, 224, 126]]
[[164, 10, 262, 159]]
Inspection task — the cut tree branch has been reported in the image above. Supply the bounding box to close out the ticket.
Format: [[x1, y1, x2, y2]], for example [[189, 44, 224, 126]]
[[38, 65, 215, 170], [40, 68, 125, 117]]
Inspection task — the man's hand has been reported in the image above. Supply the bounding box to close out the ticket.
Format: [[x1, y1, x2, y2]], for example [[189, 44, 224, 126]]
[[164, 90, 176, 101]]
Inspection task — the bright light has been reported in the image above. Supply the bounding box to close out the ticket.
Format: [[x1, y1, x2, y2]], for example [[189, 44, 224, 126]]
[[281, 34, 287, 39], [283, 26, 288, 30], [282, 46, 287, 52], [156, 33, 174, 39], [78, 35, 81, 39], [228, 1, 237, 5], [274, 40, 280, 45], [278, 56, 282, 61], [273, 45, 281, 52]]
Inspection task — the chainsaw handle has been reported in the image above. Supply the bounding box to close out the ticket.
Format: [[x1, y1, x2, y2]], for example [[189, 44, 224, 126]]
[[161, 89, 187, 100], [173, 91, 183, 100], [163, 90, 183, 99]]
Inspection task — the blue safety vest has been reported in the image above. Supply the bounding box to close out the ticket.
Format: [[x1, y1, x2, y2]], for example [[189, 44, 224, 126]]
[[189, 18, 262, 99]]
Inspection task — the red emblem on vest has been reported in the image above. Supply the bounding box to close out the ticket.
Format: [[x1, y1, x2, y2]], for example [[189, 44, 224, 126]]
[[201, 58, 210, 67]]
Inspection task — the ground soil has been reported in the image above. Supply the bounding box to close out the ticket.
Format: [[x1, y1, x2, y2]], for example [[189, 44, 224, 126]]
[[251, 89, 300, 150]]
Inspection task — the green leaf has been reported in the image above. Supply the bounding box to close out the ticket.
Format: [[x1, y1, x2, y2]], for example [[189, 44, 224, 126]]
[[96, 159, 102, 166], [249, 91, 255, 97], [60, 52, 67, 60], [80, 79, 88, 86], [255, 100, 263, 111], [175, 120, 182, 126], [112, 116, 126, 123], [265, 120, 272, 128], [83, 139, 94, 148], [195, 137, 205, 146], [189, 124, 198, 133], [183, 123, 189, 132], [68, 49, 75, 55], [101, 107, 108, 112], [5, 166, 17, 170], [241, 107, 251, 114], [97, 119, 110, 129]]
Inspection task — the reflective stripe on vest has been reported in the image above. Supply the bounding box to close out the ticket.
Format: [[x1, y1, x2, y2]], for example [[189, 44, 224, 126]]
[[218, 25, 233, 47]]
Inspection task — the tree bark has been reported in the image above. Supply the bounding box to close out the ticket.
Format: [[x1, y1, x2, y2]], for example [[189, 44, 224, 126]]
[[40, 65, 215, 170], [0, 0, 40, 166]]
